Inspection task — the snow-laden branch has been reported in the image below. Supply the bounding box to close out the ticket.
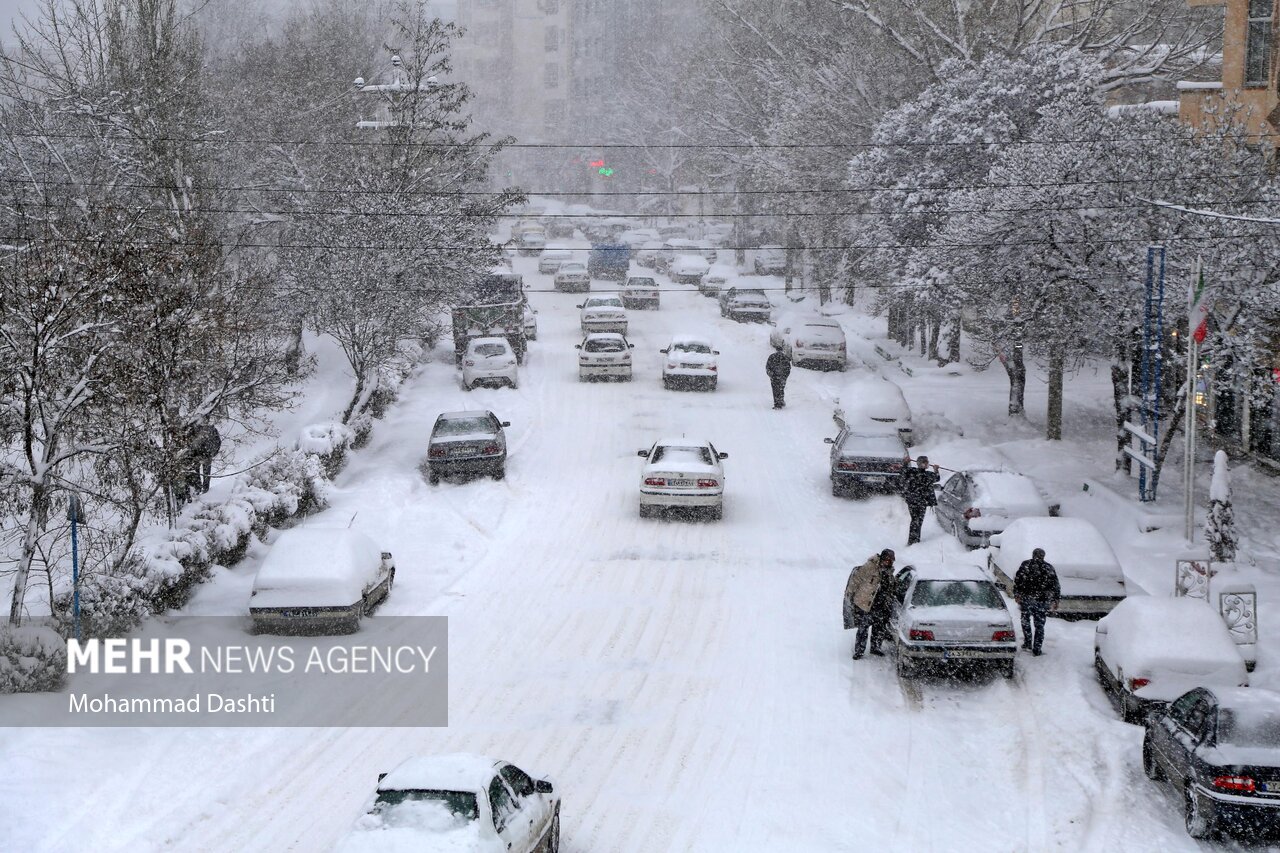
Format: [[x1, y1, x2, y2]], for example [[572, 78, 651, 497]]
[[1141, 198, 1280, 226]]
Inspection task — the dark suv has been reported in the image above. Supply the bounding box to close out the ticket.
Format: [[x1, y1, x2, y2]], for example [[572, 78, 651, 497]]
[[425, 410, 510, 484]]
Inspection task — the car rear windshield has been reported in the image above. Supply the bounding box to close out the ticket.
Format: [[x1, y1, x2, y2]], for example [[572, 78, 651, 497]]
[[560, 263, 585, 271], [651, 445, 713, 466], [627, 278, 656, 287], [911, 580, 1004, 609], [435, 417, 494, 436], [672, 342, 712, 354], [472, 343, 509, 357], [1218, 708, 1280, 748], [585, 338, 626, 353], [587, 297, 624, 308], [374, 789, 479, 822]]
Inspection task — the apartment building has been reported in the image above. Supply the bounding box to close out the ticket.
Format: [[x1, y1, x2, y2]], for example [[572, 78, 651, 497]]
[[1179, 0, 1279, 135]]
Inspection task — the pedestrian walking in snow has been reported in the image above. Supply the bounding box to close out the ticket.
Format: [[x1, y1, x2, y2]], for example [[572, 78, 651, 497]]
[[844, 549, 895, 659], [899, 455, 940, 545], [766, 343, 792, 409], [869, 558, 899, 655], [1013, 548, 1060, 656], [188, 418, 222, 494]]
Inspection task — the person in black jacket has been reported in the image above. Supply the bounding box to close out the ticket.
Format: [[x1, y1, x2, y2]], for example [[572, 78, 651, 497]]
[[868, 558, 899, 656], [1013, 548, 1061, 656], [899, 455, 940, 545], [765, 344, 792, 409]]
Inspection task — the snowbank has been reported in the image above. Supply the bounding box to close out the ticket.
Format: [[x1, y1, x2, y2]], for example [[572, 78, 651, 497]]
[[0, 625, 65, 693]]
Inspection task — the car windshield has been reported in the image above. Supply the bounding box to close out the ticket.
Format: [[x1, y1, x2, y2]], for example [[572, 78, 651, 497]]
[[434, 417, 494, 436], [373, 789, 479, 823], [1217, 708, 1280, 747], [561, 263, 585, 272], [671, 342, 712, 354], [627, 279, 656, 287], [585, 338, 626, 353], [587, 297, 623, 308], [472, 343, 508, 357], [651, 445, 714, 466], [911, 580, 1004, 609]]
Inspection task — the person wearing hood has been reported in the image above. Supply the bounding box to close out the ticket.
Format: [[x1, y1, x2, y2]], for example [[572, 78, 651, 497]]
[[765, 343, 792, 409], [843, 549, 895, 659]]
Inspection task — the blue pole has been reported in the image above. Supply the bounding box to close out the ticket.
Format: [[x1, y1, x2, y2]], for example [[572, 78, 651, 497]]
[[70, 501, 81, 642], [1139, 249, 1155, 501], [1153, 247, 1166, 501]]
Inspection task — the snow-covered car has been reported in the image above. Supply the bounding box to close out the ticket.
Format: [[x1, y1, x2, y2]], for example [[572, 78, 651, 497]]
[[770, 316, 848, 369], [635, 240, 664, 268], [699, 266, 733, 298], [336, 754, 560, 853], [538, 249, 573, 274], [553, 261, 590, 293], [655, 238, 699, 274], [825, 423, 905, 498], [577, 294, 628, 334], [661, 335, 719, 391], [719, 287, 772, 322], [668, 254, 710, 285], [462, 337, 519, 391], [753, 245, 786, 275], [989, 517, 1126, 617], [839, 374, 914, 444], [577, 332, 634, 381], [935, 470, 1051, 548], [617, 228, 659, 249], [425, 410, 510, 484], [516, 230, 546, 256], [1094, 596, 1249, 723], [522, 304, 538, 341], [890, 562, 1018, 679], [637, 437, 728, 520], [621, 276, 660, 310], [249, 528, 394, 635], [1143, 687, 1280, 840]]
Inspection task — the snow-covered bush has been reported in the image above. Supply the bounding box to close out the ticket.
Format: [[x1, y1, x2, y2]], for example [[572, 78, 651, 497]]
[[245, 449, 331, 520], [1206, 450, 1237, 561], [0, 625, 67, 693], [298, 422, 357, 477]]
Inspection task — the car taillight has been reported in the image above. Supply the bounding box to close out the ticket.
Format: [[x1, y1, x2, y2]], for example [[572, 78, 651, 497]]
[[709, 365, 717, 371], [428, 447, 445, 458], [1212, 775, 1257, 793], [644, 477, 666, 487], [888, 464, 902, 472], [1128, 677, 1151, 692], [837, 461, 859, 471], [667, 362, 677, 369], [621, 352, 631, 360], [697, 479, 719, 488], [992, 630, 1016, 642], [964, 507, 982, 520], [482, 444, 500, 455], [465, 360, 475, 367], [910, 629, 934, 641], [796, 340, 806, 347]]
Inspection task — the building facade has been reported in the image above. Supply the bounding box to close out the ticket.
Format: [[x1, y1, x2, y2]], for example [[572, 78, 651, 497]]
[[1179, 0, 1279, 136]]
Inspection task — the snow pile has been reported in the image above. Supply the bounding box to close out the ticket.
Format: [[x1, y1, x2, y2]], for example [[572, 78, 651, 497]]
[[0, 624, 66, 693], [298, 422, 358, 477]]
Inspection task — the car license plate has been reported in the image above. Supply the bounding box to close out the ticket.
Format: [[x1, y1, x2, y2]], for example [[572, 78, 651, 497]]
[[943, 649, 983, 659], [450, 445, 476, 456], [668, 478, 695, 488], [681, 363, 701, 369]]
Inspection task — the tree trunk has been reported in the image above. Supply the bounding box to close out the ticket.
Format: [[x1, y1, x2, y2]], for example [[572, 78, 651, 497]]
[[947, 314, 961, 364], [919, 316, 928, 358], [283, 319, 305, 377], [1005, 342, 1026, 417], [927, 313, 941, 362], [1151, 392, 1187, 497], [1047, 344, 1065, 440], [1111, 351, 1132, 472], [9, 480, 50, 626]]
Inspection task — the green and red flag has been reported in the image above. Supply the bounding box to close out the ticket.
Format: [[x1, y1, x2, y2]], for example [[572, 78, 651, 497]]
[[1189, 261, 1212, 344]]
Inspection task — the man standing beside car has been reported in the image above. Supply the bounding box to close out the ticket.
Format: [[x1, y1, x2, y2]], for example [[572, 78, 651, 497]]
[[766, 343, 792, 409], [899, 455, 940, 545], [844, 549, 894, 659], [1013, 548, 1060, 656]]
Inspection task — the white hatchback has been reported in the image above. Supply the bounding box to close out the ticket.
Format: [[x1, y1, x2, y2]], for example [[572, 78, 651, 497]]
[[661, 335, 719, 391], [577, 332, 634, 381], [462, 337, 519, 391], [578, 294, 628, 334], [637, 437, 728, 520]]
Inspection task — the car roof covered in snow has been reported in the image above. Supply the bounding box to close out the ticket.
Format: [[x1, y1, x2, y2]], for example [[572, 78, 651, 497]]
[[966, 471, 1048, 513], [1099, 596, 1246, 677], [653, 436, 713, 449], [1210, 685, 1279, 714], [902, 562, 992, 583], [252, 528, 382, 601], [377, 754, 503, 793], [466, 336, 511, 349], [583, 332, 628, 343], [991, 517, 1117, 572], [437, 410, 497, 421], [668, 333, 714, 347], [839, 375, 909, 419]]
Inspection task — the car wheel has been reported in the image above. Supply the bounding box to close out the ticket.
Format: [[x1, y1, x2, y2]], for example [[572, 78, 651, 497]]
[[1142, 733, 1165, 781], [708, 379, 718, 392], [1185, 783, 1215, 839], [708, 504, 723, 521], [510, 377, 519, 390], [896, 650, 914, 679], [639, 503, 655, 519], [1121, 692, 1141, 725], [428, 470, 440, 485], [493, 466, 505, 481], [549, 808, 561, 852], [831, 480, 844, 498], [1001, 659, 1016, 680], [462, 380, 473, 392], [662, 377, 671, 390]]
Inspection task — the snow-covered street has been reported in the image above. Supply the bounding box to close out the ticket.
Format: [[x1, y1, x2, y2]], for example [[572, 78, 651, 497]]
[[3, 250, 1273, 852]]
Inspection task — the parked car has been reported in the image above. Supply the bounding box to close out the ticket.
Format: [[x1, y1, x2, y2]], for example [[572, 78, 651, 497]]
[[249, 528, 394, 634], [890, 562, 1018, 679], [425, 409, 510, 484], [516, 230, 546, 256], [577, 333, 633, 381], [668, 254, 710, 285], [621, 276, 660, 310], [522, 304, 538, 341], [1143, 687, 1280, 839], [657, 224, 688, 240], [617, 228, 659, 250], [989, 517, 1126, 617], [838, 374, 914, 444], [699, 266, 733, 298], [461, 337, 519, 391], [337, 754, 560, 853], [577, 294, 628, 334], [719, 287, 772, 322], [935, 470, 1051, 548], [825, 423, 905, 498], [635, 241, 664, 268], [753, 245, 786, 275], [770, 315, 848, 369], [1094, 596, 1249, 723], [655, 239, 699, 274], [637, 437, 727, 520], [546, 220, 575, 239], [553, 262, 590, 293], [661, 335, 719, 391], [538, 249, 573, 274]]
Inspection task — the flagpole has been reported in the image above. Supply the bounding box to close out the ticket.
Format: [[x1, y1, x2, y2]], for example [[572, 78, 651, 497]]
[[1184, 258, 1201, 544]]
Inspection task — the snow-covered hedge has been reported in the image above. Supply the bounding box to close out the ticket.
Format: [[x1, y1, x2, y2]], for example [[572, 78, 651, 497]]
[[0, 625, 66, 693], [298, 422, 357, 477]]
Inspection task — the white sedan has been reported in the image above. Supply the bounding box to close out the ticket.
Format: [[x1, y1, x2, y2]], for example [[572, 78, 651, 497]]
[[538, 249, 572, 274], [890, 562, 1018, 679], [668, 253, 710, 285], [462, 337, 519, 391], [337, 754, 560, 853], [577, 294, 628, 334], [553, 262, 590, 293], [577, 332, 634, 381], [637, 437, 727, 520], [660, 335, 718, 391], [770, 315, 848, 369]]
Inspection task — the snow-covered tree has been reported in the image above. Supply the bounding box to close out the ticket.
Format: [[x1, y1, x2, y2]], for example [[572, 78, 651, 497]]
[[1206, 449, 1237, 562]]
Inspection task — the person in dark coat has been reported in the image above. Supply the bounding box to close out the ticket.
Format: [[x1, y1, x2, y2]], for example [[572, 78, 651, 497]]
[[1013, 547, 1061, 656], [765, 344, 792, 409], [187, 418, 222, 494], [844, 549, 895, 659], [868, 558, 899, 656], [899, 455, 940, 546]]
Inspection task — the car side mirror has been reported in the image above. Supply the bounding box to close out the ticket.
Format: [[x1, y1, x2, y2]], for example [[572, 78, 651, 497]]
[[659, 348, 668, 354], [535, 779, 554, 794], [501, 421, 511, 427], [713, 351, 720, 355], [718, 452, 729, 460], [575, 344, 582, 349], [377, 772, 387, 783], [629, 344, 635, 348], [575, 304, 584, 309], [637, 450, 649, 458], [824, 437, 835, 444]]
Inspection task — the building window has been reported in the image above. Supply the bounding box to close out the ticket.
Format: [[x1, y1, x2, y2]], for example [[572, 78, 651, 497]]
[[1246, 0, 1272, 86], [544, 63, 560, 88], [544, 24, 560, 52]]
